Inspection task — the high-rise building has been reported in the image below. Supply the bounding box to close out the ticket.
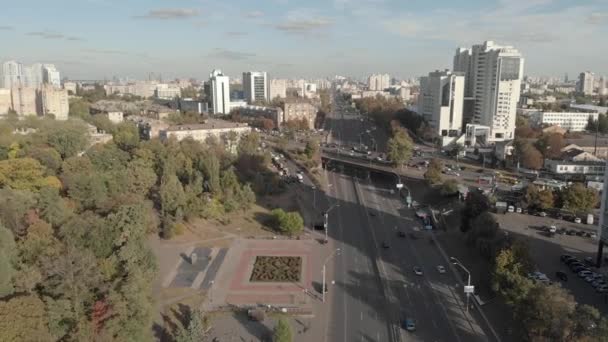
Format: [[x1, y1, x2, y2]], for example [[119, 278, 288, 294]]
[[419, 70, 465, 146], [39, 85, 69, 120], [454, 41, 524, 142], [368, 74, 390, 91], [0, 88, 11, 114], [243, 71, 268, 103], [577, 71, 595, 95], [11, 86, 38, 116], [599, 76, 607, 96], [1, 61, 24, 88], [43, 64, 61, 87], [210, 69, 230, 114], [269, 79, 287, 100]]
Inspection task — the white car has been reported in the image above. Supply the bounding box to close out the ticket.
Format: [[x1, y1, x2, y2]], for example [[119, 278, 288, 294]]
[[413, 267, 423, 276], [574, 217, 582, 224], [436, 265, 446, 274]]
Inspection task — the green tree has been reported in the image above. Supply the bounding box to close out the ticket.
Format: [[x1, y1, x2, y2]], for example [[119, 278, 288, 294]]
[[0, 188, 36, 236], [45, 124, 89, 159], [67, 172, 108, 210], [304, 138, 320, 161], [273, 317, 293, 342], [534, 133, 565, 159], [238, 132, 261, 156], [0, 223, 17, 297], [562, 183, 599, 213], [519, 143, 543, 170], [520, 284, 576, 341], [113, 122, 140, 151], [525, 185, 554, 210], [271, 209, 304, 236], [26, 146, 62, 174], [0, 158, 61, 191], [424, 158, 443, 184], [461, 191, 490, 232], [492, 247, 535, 308], [175, 309, 210, 342], [0, 295, 52, 342], [440, 179, 459, 196], [387, 127, 413, 168], [68, 98, 91, 119]]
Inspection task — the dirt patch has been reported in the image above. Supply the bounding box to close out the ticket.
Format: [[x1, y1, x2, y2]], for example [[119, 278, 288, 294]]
[[250, 256, 302, 282]]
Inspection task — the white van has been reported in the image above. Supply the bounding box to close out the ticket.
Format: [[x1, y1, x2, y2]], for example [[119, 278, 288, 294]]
[[507, 205, 515, 213]]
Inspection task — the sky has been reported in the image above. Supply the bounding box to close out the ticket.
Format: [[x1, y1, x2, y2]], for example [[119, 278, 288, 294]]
[[0, 0, 607, 80]]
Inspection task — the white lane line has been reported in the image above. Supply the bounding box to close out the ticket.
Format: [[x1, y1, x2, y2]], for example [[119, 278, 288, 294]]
[[361, 312, 364, 321]]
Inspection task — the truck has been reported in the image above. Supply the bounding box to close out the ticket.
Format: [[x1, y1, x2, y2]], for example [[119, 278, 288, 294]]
[[587, 214, 594, 225], [496, 201, 508, 214]]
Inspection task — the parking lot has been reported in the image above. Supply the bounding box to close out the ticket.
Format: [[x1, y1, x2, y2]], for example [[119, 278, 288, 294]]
[[493, 212, 608, 313]]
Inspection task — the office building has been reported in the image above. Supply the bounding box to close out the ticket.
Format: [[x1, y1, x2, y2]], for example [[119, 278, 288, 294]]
[[0, 88, 11, 114], [1, 61, 24, 88], [419, 70, 465, 146], [11, 86, 38, 116], [42, 65, 61, 87], [39, 86, 69, 120], [210, 70, 230, 114], [530, 111, 598, 132], [456, 41, 524, 142], [578, 72, 595, 95], [155, 84, 181, 99], [243, 71, 268, 103], [368, 74, 390, 91], [269, 79, 287, 99]]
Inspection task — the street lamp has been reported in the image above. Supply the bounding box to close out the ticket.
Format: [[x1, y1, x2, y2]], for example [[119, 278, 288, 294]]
[[323, 203, 340, 243], [394, 173, 412, 208], [450, 257, 474, 313], [312, 185, 316, 209], [322, 248, 341, 303]]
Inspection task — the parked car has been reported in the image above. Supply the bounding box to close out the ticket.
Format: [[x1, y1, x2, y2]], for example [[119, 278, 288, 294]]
[[584, 257, 595, 267], [403, 318, 416, 331], [565, 258, 581, 266], [555, 271, 568, 281], [382, 241, 390, 249], [437, 265, 446, 274], [539, 212, 548, 217], [592, 280, 607, 288], [578, 270, 594, 278], [413, 267, 423, 276], [398, 231, 406, 238], [561, 254, 575, 262], [574, 217, 582, 224], [576, 230, 586, 237], [571, 265, 588, 273], [566, 229, 577, 236], [516, 207, 522, 213], [597, 285, 608, 293]]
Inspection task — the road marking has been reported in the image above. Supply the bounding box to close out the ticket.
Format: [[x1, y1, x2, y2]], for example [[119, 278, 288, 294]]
[[361, 312, 363, 321]]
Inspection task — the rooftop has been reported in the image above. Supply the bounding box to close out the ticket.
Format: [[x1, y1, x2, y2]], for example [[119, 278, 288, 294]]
[[166, 119, 249, 132]]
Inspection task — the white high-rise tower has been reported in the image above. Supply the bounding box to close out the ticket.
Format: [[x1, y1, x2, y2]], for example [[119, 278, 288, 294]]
[[209, 69, 230, 115]]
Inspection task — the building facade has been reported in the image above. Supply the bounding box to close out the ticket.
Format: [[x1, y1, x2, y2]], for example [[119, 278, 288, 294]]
[[1, 61, 24, 88], [39, 86, 69, 120], [530, 111, 598, 132], [269, 79, 287, 100], [419, 70, 465, 146], [456, 41, 524, 142], [243, 71, 268, 103], [42, 64, 61, 87], [155, 84, 181, 99], [282, 100, 317, 129], [578, 71, 595, 95], [368, 74, 390, 91], [0, 89, 11, 114], [238, 105, 284, 128], [11, 87, 38, 116], [210, 70, 230, 115], [160, 120, 251, 152]]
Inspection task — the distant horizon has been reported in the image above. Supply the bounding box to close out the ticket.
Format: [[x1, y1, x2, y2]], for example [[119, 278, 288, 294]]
[[1, 0, 606, 79]]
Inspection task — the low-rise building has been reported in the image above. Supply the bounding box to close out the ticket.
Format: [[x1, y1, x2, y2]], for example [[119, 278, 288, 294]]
[[87, 123, 113, 145], [106, 111, 124, 123], [63, 81, 77, 94], [282, 100, 317, 129], [127, 115, 169, 140], [238, 105, 284, 128], [544, 146, 605, 181], [155, 84, 181, 100], [530, 111, 598, 132], [160, 119, 251, 152]]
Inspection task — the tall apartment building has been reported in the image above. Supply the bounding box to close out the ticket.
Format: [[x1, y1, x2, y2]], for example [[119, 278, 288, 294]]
[[210, 69, 230, 114], [243, 71, 268, 103], [454, 41, 524, 142], [578, 71, 595, 96], [39, 86, 69, 120], [43, 65, 61, 87], [599, 76, 607, 96], [0, 88, 11, 114], [1, 61, 24, 88], [11, 87, 38, 116], [419, 70, 465, 146], [368, 74, 390, 91], [269, 79, 287, 100]]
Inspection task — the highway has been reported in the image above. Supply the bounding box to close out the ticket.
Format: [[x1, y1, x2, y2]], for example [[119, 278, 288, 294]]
[[322, 88, 493, 341]]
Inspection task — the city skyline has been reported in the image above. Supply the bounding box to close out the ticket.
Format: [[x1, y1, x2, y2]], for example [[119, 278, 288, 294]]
[[0, 0, 606, 79]]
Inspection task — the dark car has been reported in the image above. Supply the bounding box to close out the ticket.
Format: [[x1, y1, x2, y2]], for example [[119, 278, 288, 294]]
[[572, 265, 588, 273], [566, 229, 577, 236], [575, 230, 585, 236], [556, 271, 568, 282], [561, 254, 575, 262], [557, 228, 567, 235], [398, 231, 406, 238], [565, 258, 580, 265], [382, 242, 390, 249], [369, 212, 377, 217], [584, 257, 596, 267]]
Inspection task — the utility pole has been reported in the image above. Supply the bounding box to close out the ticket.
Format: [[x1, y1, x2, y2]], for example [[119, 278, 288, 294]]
[[450, 257, 473, 313], [322, 248, 340, 303]]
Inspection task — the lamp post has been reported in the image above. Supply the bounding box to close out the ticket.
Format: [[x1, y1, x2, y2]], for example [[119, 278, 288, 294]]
[[323, 203, 340, 243], [394, 173, 411, 207], [450, 257, 473, 313], [312, 185, 316, 209], [322, 248, 341, 303]]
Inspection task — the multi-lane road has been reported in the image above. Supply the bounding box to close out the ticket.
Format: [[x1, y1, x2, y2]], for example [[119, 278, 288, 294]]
[[321, 90, 494, 342]]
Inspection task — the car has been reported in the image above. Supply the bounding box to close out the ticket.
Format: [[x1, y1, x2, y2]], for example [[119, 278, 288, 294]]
[[584, 257, 596, 266], [571, 265, 588, 273], [398, 231, 406, 238], [548, 225, 557, 234], [597, 285, 608, 293], [382, 242, 390, 249], [585, 275, 597, 283], [566, 229, 577, 236], [561, 254, 575, 262], [592, 280, 607, 288], [575, 217, 582, 224], [579, 270, 594, 278], [565, 258, 580, 265], [413, 267, 423, 276], [516, 207, 522, 213], [584, 232, 592, 238], [403, 318, 416, 331], [557, 228, 567, 235], [437, 265, 446, 274], [576, 230, 586, 237], [369, 212, 377, 217], [555, 271, 568, 282], [539, 212, 548, 217]]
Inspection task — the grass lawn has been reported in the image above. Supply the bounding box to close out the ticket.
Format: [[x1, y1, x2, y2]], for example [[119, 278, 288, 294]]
[[250, 256, 302, 282]]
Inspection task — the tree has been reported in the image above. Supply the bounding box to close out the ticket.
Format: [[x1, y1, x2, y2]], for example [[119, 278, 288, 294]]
[[520, 284, 576, 341], [424, 158, 442, 184], [44, 123, 89, 159], [238, 132, 261, 156], [0, 158, 60, 191], [562, 183, 599, 213], [273, 317, 293, 342], [461, 191, 490, 232], [271, 209, 304, 236], [492, 247, 535, 307], [519, 143, 543, 170], [0, 295, 52, 341], [525, 185, 554, 210], [113, 122, 140, 151], [68, 98, 91, 119], [440, 179, 459, 196], [387, 127, 413, 168], [26, 146, 62, 174], [0, 223, 17, 297], [535, 133, 565, 158], [304, 138, 320, 163], [175, 309, 209, 342]]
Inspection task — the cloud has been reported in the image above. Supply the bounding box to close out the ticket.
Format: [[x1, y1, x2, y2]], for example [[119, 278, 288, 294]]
[[27, 31, 65, 39], [135, 8, 199, 20], [588, 12, 608, 24], [225, 31, 247, 37], [275, 11, 333, 34], [206, 49, 256, 61], [83, 48, 129, 55], [245, 10, 264, 18], [0, 25, 13, 30]]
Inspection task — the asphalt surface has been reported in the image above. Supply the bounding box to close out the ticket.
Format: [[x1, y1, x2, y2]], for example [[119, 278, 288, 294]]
[[322, 89, 492, 342]]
